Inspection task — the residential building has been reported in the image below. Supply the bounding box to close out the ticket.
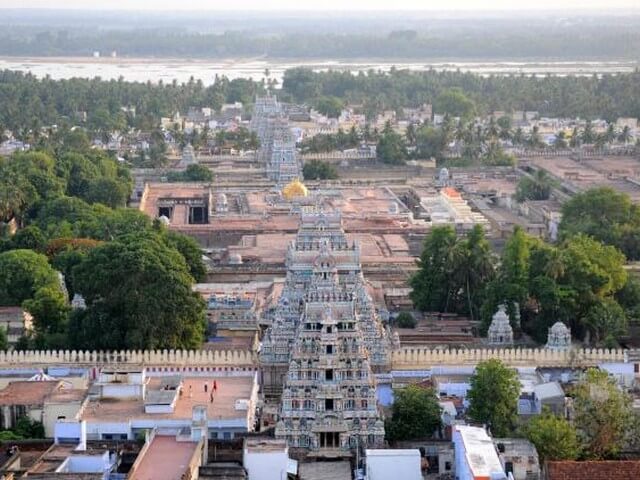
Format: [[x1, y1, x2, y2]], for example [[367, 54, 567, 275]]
[[365, 449, 422, 480], [494, 438, 540, 480], [79, 368, 258, 441], [452, 425, 508, 480]]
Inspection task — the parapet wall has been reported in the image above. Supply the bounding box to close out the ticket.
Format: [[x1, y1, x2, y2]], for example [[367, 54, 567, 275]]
[[0, 349, 256, 367], [0, 348, 630, 370], [391, 347, 628, 369]]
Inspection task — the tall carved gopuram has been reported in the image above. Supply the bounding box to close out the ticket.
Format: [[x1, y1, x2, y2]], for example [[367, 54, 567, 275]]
[[260, 207, 392, 452]]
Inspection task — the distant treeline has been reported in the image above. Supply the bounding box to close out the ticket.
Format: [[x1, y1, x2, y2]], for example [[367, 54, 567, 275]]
[[282, 68, 640, 121], [2, 68, 640, 139], [1, 22, 640, 59], [0, 70, 265, 134]]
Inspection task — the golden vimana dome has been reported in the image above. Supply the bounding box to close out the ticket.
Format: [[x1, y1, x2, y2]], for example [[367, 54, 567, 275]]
[[282, 179, 309, 200]]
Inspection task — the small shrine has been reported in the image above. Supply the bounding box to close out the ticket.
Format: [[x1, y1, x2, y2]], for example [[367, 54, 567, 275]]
[[546, 322, 572, 350], [487, 305, 514, 346]]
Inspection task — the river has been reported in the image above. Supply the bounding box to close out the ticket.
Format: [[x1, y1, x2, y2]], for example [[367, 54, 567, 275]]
[[0, 57, 638, 85]]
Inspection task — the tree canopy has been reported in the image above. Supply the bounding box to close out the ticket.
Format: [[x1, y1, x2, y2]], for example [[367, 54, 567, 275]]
[[302, 160, 338, 180], [410, 225, 494, 319], [559, 187, 640, 260], [70, 233, 206, 350], [467, 359, 520, 437], [524, 408, 580, 463], [385, 384, 442, 442], [572, 368, 637, 459]]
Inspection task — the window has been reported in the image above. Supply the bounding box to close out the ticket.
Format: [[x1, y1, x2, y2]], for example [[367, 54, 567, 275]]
[[445, 461, 452, 471], [223, 432, 232, 440], [344, 399, 355, 409], [326, 345, 334, 354], [158, 206, 173, 218], [188, 206, 208, 224], [361, 399, 368, 409], [325, 399, 334, 411], [326, 369, 334, 381]]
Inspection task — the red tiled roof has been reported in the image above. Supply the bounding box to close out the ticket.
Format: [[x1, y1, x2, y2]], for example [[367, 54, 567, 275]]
[[547, 460, 640, 480], [0, 381, 62, 406]]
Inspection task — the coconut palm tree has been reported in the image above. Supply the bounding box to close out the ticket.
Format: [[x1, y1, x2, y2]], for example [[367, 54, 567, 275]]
[[619, 125, 632, 145], [569, 126, 581, 148], [582, 120, 595, 144], [604, 123, 617, 144], [512, 127, 525, 146]]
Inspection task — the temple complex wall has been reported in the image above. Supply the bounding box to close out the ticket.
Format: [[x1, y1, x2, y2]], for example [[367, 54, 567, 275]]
[[391, 347, 627, 369], [0, 349, 256, 367], [0, 348, 629, 369]]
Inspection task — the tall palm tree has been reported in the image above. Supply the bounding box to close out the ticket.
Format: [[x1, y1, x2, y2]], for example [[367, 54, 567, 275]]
[[582, 120, 595, 144], [529, 126, 543, 148], [604, 123, 617, 144], [619, 125, 632, 145], [512, 127, 524, 146]]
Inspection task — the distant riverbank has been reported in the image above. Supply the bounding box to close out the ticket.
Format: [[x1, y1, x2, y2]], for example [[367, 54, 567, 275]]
[[1, 56, 638, 86]]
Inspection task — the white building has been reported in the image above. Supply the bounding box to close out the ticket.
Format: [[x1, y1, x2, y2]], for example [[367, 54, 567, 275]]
[[453, 425, 509, 480], [365, 449, 422, 480], [243, 438, 297, 480]]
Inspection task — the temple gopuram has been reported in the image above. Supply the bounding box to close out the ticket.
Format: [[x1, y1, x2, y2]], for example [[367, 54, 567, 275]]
[[260, 208, 393, 454]]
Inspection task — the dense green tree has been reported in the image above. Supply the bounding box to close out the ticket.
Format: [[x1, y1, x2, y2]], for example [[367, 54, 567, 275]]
[[481, 227, 533, 332], [411, 226, 494, 317], [0, 249, 61, 305], [524, 408, 580, 463], [467, 359, 520, 437], [515, 170, 553, 202], [410, 226, 459, 312], [302, 160, 338, 180], [583, 298, 627, 348], [415, 126, 447, 160], [559, 187, 640, 260], [385, 385, 442, 442], [163, 230, 207, 282], [376, 126, 408, 164], [167, 164, 214, 182], [13, 416, 45, 439], [315, 96, 344, 118], [0, 327, 8, 352], [396, 312, 417, 329], [299, 130, 359, 154], [573, 368, 636, 459], [11, 226, 46, 251], [0, 159, 39, 225], [434, 89, 476, 119], [70, 233, 206, 350], [84, 177, 130, 208]]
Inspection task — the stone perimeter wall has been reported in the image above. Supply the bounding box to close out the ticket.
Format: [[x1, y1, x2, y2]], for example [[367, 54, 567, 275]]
[[391, 347, 628, 369], [0, 348, 630, 369]]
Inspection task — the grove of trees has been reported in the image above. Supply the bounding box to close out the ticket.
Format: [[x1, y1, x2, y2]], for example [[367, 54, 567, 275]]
[[411, 220, 634, 347], [0, 130, 207, 350]]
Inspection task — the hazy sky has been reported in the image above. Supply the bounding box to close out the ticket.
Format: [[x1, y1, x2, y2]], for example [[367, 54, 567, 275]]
[[1, 0, 639, 10]]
